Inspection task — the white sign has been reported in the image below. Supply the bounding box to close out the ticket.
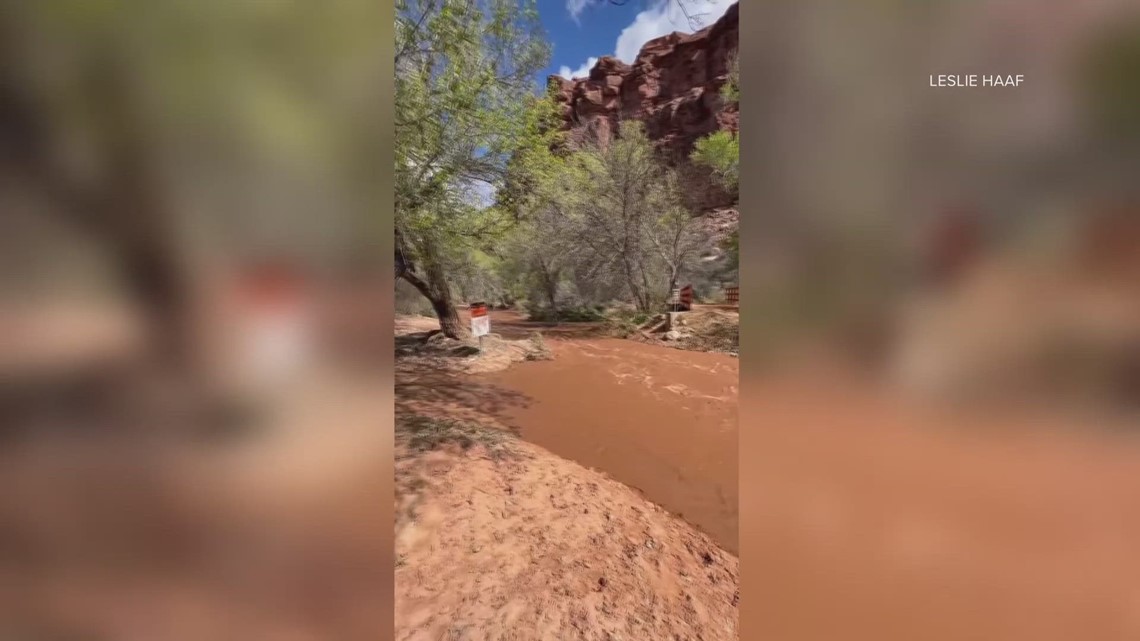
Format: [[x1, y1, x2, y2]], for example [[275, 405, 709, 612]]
[[471, 315, 490, 338]]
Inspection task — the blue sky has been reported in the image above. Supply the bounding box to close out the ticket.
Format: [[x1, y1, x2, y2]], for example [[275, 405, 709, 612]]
[[468, 0, 733, 207], [536, 0, 734, 83]]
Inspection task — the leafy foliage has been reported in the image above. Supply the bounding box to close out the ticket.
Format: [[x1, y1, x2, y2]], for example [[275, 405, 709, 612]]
[[395, 0, 550, 238], [508, 122, 706, 313], [495, 81, 570, 220], [394, 0, 552, 336], [721, 54, 739, 103], [392, 0, 730, 322], [690, 53, 739, 193], [525, 306, 606, 323], [691, 130, 739, 191]]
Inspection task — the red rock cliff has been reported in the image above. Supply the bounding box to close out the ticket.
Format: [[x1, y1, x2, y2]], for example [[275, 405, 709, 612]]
[[547, 2, 738, 210]]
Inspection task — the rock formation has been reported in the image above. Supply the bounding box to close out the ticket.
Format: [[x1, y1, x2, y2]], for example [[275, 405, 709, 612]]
[[547, 2, 738, 212]]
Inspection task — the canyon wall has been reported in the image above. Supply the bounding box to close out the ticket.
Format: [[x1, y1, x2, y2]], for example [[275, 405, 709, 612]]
[[548, 2, 739, 212]]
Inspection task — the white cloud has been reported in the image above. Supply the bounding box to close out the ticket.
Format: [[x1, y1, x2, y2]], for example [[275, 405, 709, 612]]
[[557, 56, 599, 80], [566, 0, 592, 23], [557, 0, 732, 81], [615, 0, 731, 63]]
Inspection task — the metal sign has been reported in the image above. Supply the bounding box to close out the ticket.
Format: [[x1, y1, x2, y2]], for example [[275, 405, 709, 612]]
[[669, 286, 694, 311], [470, 302, 490, 338], [679, 285, 694, 311], [234, 263, 313, 387]]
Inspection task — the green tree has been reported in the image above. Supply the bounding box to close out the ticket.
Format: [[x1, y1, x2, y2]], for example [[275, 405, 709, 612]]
[[690, 130, 739, 191], [498, 208, 572, 318], [395, 0, 550, 339], [0, 1, 386, 366], [691, 52, 739, 191], [496, 80, 570, 221], [690, 53, 738, 286], [493, 100, 577, 316], [558, 122, 700, 312]]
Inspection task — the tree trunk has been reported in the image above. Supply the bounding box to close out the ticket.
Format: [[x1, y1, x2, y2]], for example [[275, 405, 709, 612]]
[[537, 259, 559, 324], [638, 263, 656, 312], [117, 235, 192, 365], [545, 275, 559, 325], [0, 31, 194, 369], [399, 246, 470, 341], [430, 293, 467, 340], [620, 254, 648, 313], [90, 52, 196, 367]]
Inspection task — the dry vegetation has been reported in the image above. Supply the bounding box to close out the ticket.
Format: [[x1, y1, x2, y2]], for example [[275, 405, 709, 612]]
[[624, 308, 740, 356]]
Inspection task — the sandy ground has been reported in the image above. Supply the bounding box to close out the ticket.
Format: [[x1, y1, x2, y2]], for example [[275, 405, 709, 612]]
[[395, 437, 738, 641], [395, 313, 739, 641]]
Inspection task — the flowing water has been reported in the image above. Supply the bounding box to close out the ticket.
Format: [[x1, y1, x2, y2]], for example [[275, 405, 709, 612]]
[[477, 310, 739, 553]]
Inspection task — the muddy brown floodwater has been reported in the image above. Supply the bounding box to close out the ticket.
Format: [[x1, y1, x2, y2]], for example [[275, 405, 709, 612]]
[[477, 311, 739, 554]]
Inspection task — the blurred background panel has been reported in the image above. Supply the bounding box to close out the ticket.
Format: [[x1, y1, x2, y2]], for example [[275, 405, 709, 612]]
[[740, 0, 1140, 407], [0, 1, 394, 639], [741, 0, 1139, 640]]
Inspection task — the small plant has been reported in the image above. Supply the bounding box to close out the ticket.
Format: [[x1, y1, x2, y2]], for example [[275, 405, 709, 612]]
[[526, 331, 553, 361], [602, 307, 661, 339], [691, 130, 739, 190], [526, 306, 605, 323]]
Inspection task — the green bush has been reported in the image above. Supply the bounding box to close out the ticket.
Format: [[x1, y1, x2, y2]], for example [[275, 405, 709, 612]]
[[395, 279, 435, 316], [605, 307, 650, 324], [603, 308, 657, 338], [526, 306, 606, 322], [691, 130, 738, 190]]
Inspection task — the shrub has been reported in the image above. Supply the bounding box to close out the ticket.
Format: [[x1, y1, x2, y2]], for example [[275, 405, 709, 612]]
[[604, 308, 658, 338], [526, 306, 605, 323], [395, 279, 435, 316], [526, 332, 553, 361]]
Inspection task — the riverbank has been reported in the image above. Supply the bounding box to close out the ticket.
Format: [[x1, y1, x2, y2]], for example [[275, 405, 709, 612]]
[[394, 314, 739, 641]]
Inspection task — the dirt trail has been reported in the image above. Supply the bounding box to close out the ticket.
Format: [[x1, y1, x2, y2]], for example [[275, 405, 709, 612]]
[[476, 310, 739, 553]]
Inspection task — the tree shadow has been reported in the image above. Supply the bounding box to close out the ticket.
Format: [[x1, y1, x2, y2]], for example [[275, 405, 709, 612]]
[[394, 414, 515, 457], [394, 370, 533, 436]]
